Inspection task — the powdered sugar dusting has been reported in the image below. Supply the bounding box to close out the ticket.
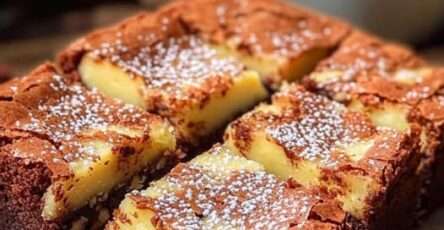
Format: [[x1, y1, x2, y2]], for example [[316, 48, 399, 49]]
[[133, 147, 315, 229], [267, 90, 371, 166], [311, 35, 425, 101], [19, 75, 149, 162], [91, 35, 243, 96], [330, 43, 394, 79], [270, 31, 319, 57]]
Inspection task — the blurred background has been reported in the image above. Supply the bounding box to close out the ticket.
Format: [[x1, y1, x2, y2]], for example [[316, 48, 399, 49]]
[[0, 0, 444, 78], [0, 0, 443, 228]]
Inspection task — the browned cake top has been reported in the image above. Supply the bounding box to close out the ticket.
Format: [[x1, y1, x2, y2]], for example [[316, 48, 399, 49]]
[[122, 147, 345, 229], [58, 12, 184, 73], [315, 31, 424, 75], [59, 12, 245, 107], [229, 85, 410, 172], [92, 35, 243, 97], [306, 31, 444, 105], [0, 64, 164, 164], [59, 0, 349, 76], [161, 0, 349, 57]]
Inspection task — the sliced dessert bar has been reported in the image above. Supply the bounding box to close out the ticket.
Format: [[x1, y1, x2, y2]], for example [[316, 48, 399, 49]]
[[159, 0, 350, 87], [58, 12, 268, 146], [0, 64, 176, 229], [224, 85, 422, 229], [107, 145, 354, 230], [304, 31, 444, 211], [304, 31, 437, 105]]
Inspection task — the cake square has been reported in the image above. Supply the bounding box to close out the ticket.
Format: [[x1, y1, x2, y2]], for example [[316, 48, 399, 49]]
[[0, 64, 176, 229], [304, 31, 444, 212], [107, 145, 352, 229], [58, 12, 268, 146], [225, 84, 422, 228]]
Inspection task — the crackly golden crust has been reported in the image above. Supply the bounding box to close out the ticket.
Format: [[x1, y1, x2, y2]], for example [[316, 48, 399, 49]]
[[303, 30, 444, 163], [58, 0, 350, 104], [160, 0, 349, 57], [57, 10, 265, 146], [0, 63, 175, 229], [226, 85, 422, 228], [59, 0, 350, 75], [107, 146, 358, 230], [304, 31, 444, 214], [229, 85, 416, 173], [57, 12, 242, 104], [304, 31, 444, 106], [157, 0, 350, 85], [0, 63, 165, 163], [312, 31, 424, 75], [58, 12, 185, 74]]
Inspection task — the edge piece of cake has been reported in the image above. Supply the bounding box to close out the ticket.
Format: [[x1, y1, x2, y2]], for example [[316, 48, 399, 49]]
[[224, 84, 422, 229], [304, 31, 444, 212], [58, 12, 268, 146], [106, 145, 356, 230], [158, 0, 350, 87], [0, 64, 177, 229]]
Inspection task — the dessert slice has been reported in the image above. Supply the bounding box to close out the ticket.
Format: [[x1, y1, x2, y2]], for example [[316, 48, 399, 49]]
[[107, 145, 354, 230], [0, 64, 176, 229], [304, 31, 444, 211], [58, 12, 268, 146], [304, 31, 437, 104], [224, 85, 422, 229], [159, 0, 350, 87]]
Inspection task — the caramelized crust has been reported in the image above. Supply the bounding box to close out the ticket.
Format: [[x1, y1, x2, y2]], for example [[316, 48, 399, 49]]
[[225, 85, 422, 229], [58, 13, 243, 103], [229, 85, 412, 168], [58, 12, 185, 75], [107, 145, 356, 229], [304, 31, 444, 214], [58, 0, 350, 89], [158, 0, 350, 85], [58, 10, 267, 145], [160, 0, 348, 54], [0, 64, 164, 163], [0, 64, 177, 229], [0, 0, 442, 228], [304, 31, 444, 105]]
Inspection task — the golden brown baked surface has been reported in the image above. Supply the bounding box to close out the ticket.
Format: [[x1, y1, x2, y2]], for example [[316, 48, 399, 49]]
[[107, 145, 354, 230], [0, 64, 166, 163], [305, 31, 444, 104], [225, 84, 422, 228], [157, 0, 350, 85], [2, 0, 444, 229], [58, 11, 268, 145], [58, 0, 350, 87], [160, 0, 348, 53], [304, 30, 444, 218], [0, 63, 177, 229]]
